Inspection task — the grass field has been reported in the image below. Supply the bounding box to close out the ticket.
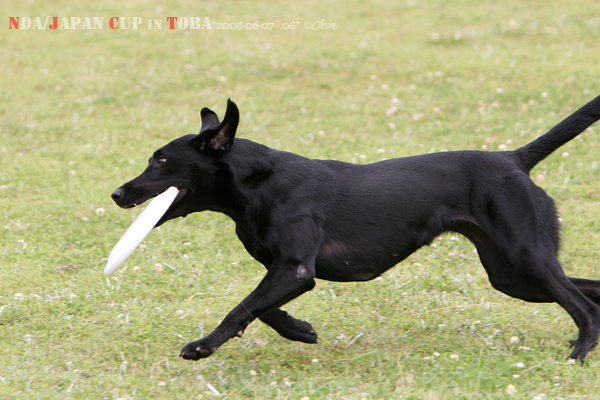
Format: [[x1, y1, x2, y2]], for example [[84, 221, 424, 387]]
[[1, 0, 600, 398]]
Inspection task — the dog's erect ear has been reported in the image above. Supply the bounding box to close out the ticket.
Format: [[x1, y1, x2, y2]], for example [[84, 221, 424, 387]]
[[192, 99, 239, 156], [200, 107, 220, 133]]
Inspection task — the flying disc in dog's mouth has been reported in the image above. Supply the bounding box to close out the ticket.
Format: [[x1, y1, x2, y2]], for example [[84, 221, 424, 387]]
[[122, 187, 187, 209], [104, 186, 179, 276]]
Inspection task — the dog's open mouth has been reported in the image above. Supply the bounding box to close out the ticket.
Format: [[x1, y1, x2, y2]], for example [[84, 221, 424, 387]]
[[122, 187, 187, 209], [173, 187, 187, 204]]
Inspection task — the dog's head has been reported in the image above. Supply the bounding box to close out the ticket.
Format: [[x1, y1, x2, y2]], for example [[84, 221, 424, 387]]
[[111, 99, 239, 226]]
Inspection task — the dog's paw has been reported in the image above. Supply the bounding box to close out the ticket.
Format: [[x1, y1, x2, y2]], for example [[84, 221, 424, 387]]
[[260, 309, 319, 344], [567, 338, 597, 362], [278, 319, 318, 343], [180, 340, 216, 360], [292, 320, 318, 343]]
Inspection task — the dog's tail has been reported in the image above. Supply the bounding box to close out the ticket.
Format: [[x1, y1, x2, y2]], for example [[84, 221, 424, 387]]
[[515, 95, 600, 173]]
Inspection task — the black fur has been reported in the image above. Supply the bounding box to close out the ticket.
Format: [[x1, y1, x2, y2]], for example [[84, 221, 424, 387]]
[[111, 97, 600, 361]]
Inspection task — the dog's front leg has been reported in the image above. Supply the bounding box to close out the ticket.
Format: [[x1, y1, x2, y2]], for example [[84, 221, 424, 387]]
[[180, 259, 316, 360]]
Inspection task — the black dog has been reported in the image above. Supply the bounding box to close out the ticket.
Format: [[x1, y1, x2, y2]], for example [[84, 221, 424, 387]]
[[112, 96, 600, 361]]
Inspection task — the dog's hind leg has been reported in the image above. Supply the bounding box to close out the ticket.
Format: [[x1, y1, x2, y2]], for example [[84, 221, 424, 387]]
[[259, 308, 318, 343], [513, 251, 600, 361], [454, 221, 556, 302], [453, 220, 600, 360], [568, 278, 600, 306]]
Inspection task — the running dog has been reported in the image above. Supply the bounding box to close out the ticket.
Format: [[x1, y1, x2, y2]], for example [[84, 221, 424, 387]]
[[111, 96, 600, 361]]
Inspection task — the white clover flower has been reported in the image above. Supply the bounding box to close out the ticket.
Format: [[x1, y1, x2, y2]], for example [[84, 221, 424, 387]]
[[535, 174, 545, 183], [505, 384, 516, 395]]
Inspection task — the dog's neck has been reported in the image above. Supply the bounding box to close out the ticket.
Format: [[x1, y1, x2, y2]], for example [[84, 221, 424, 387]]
[[206, 139, 291, 225]]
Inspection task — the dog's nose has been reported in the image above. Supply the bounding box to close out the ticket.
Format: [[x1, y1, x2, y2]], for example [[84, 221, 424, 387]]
[[111, 187, 124, 203]]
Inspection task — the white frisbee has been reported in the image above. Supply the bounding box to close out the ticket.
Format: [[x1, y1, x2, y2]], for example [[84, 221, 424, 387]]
[[104, 186, 179, 276]]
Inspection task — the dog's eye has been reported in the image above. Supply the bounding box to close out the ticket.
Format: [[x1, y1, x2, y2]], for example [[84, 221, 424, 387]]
[[157, 158, 167, 166]]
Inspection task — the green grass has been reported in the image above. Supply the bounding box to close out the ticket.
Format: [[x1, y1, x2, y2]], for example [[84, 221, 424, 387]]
[[1, 0, 600, 398]]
